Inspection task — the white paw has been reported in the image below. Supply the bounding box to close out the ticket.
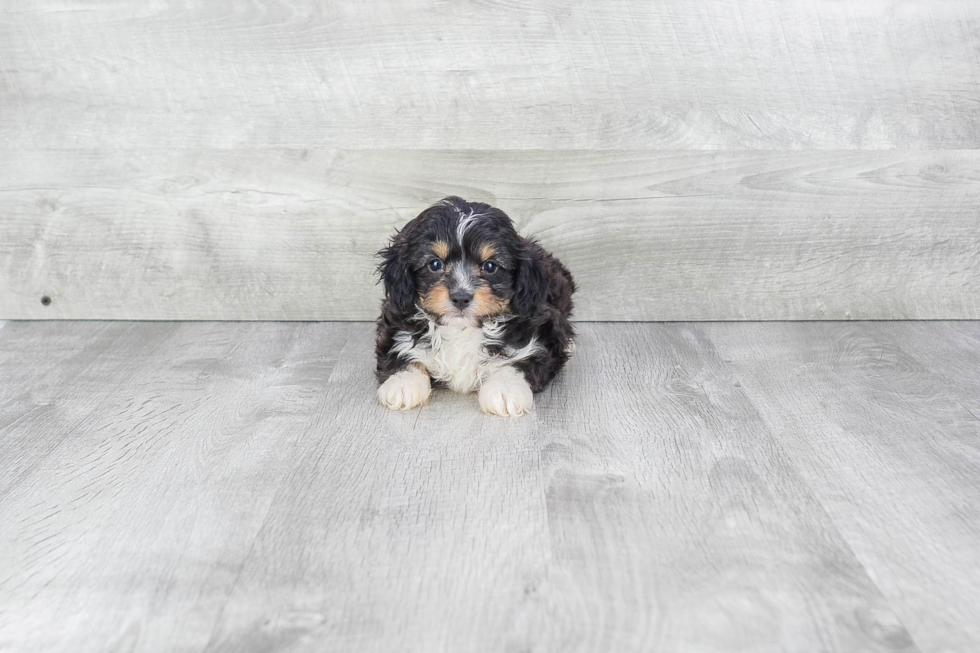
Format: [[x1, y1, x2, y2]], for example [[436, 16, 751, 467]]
[[479, 367, 533, 417], [378, 367, 431, 410]]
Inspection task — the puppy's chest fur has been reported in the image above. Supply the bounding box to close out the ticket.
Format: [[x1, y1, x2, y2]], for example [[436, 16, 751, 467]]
[[392, 317, 538, 394]]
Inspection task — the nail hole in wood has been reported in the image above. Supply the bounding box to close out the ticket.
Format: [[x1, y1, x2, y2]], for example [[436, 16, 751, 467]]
[[41, 296, 52, 306]]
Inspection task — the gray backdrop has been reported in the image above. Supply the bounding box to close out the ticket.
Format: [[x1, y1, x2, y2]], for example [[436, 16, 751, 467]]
[[2, 0, 978, 320]]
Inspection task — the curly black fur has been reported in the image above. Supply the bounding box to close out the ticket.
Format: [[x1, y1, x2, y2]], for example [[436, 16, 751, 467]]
[[375, 196, 575, 394]]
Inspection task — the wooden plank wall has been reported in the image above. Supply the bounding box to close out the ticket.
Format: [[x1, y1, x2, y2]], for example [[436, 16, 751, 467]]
[[1, 0, 978, 320]]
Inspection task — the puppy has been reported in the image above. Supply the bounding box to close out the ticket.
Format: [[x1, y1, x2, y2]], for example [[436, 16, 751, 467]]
[[375, 197, 575, 417]]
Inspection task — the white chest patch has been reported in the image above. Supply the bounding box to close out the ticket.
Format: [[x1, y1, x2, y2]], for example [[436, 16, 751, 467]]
[[392, 314, 540, 394]]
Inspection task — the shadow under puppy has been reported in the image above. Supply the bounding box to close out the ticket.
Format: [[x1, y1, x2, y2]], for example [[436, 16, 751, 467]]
[[375, 197, 575, 417]]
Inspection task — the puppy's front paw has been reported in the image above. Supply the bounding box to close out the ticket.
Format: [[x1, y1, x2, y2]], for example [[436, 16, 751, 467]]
[[378, 366, 431, 410], [479, 367, 533, 417]]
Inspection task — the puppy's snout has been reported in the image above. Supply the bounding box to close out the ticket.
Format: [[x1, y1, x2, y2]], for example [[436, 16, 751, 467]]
[[450, 289, 473, 310]]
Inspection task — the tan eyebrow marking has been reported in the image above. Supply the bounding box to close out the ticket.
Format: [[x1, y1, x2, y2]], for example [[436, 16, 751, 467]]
[[432, 241, 450, 259], [479, 244, 496, 261]]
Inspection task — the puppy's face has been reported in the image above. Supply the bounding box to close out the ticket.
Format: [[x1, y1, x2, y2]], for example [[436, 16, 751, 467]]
[[379, 197, 543, 326], [416, 233, 514, 327]]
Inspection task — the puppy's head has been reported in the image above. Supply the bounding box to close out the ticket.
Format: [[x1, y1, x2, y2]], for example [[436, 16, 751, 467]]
[[378, 196, 547, 326]]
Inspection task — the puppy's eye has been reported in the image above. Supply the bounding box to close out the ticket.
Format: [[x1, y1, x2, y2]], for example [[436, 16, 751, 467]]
[[481, 260, 498, 274], [428, 259, 444, 272]]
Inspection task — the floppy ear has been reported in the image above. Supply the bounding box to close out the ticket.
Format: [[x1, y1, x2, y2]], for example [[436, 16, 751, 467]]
[[377, 235, 417, 315], [513, 245, 548, 315]]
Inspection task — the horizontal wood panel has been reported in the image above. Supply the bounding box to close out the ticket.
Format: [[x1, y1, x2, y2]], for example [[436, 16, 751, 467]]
[[1, 0, 978, 149], [2, 149, 978, 320]]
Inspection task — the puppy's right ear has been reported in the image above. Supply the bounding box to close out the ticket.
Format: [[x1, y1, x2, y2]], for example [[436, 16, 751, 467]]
[[377, 233, 417, 315]]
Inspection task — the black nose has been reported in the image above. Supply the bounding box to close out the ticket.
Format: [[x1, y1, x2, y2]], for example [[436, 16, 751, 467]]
[[450, 290, 473, 310]]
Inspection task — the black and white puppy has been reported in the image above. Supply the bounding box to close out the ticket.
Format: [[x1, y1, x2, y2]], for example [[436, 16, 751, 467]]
[[375, 196, 575, 417]]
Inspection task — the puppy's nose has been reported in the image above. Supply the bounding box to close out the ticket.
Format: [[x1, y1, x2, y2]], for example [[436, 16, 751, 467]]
[[450, 289, 473, 310]]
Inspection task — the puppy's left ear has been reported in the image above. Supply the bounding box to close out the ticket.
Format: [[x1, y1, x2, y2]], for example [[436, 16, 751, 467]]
[[513, 244, 548, 315], [377, 234, 417, 315]]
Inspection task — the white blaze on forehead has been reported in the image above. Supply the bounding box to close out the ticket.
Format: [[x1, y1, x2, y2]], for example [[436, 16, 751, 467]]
[[455, 208, 481, 248]]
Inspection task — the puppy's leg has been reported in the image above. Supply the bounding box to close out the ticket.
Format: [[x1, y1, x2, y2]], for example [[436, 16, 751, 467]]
[[378, 362, 431, 410], [479, 366, 533, 417]]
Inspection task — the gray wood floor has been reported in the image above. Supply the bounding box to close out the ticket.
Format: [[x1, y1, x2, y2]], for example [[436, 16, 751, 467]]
[[1, 320, 978, 653]]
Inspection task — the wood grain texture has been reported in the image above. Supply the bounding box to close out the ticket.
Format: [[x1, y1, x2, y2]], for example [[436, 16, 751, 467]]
[[0, 321, 353, 652], [516, 323, 914, 652], [2, 149, 979, 321], [0, 321, 180, 497], [873, 321, 980, 402], [2, 321, 956, 652], [202, 323, 916, 653], [705, 322, 980, 653], [202, 328, 550, 653], [1, 0, 978, 149]]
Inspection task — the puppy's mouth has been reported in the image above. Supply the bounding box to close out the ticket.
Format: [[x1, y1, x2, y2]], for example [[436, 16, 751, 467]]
[[435, 306, 479, 328]]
